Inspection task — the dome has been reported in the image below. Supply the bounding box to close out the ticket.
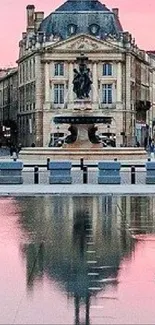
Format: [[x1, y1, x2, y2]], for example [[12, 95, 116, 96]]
[[55, 0, 110, 12], [39, 0, 123, 40]]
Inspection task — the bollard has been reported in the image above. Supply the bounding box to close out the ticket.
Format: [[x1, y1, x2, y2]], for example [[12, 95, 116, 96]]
[[34, 166, 39, 184], [131, 166, 136, 184], [47, 158, 50, 170], [80, 157, 84, 170], [13, 151, 17, 161], [83, 166, 88, 184]]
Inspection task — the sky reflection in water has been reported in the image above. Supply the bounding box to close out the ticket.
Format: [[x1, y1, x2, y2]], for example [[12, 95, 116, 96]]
[[0, 195, 155, 324]]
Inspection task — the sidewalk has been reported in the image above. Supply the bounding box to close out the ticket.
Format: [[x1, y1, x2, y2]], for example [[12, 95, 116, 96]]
[[0, 184, 155, 196]]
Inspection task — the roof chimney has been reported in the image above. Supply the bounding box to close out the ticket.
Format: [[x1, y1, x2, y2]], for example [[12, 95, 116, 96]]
[[112, 8, 119, 16], [26, 4, 35, 32], [34, 12, 44, 31]]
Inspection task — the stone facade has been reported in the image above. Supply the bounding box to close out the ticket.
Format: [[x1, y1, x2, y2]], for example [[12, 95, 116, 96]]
[[0, 68, 18, 146], [3, 1, 155, 147]]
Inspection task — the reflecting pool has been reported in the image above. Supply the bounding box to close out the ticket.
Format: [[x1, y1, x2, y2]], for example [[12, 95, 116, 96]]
[[0, 195, 155, 324]]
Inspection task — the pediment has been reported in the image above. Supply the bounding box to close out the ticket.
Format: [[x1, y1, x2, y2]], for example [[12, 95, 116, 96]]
[[46, 34, 122, 53]]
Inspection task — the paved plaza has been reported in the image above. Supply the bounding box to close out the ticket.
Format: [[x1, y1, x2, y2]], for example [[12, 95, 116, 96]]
[[0, 183, 155, 196], [0, 147, 155, 195]]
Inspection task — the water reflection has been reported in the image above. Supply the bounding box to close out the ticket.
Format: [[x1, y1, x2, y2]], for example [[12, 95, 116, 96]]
[[1, 195, 155, 324], [17, 196, 135, 324]]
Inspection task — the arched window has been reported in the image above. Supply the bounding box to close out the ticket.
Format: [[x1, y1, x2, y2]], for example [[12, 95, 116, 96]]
[[103, 63, 112, 76], [89, 24, 100, 35], [68, 24, 77, 36]]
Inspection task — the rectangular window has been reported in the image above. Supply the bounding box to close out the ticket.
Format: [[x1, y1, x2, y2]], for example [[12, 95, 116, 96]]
[[26, 61, 29, 81], [33, 58, 35, 78], [19, 66, 22, 84], [54, 84, 64, 104], [102, 84, 112, 104], [103, 63, 112, 76], [30, 60, 32, 80], [0, 90, 2, 107], [54, 63, 64, 76]]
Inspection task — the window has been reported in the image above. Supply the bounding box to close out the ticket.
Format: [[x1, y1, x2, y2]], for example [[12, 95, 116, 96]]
[[54, 63, 64, 76], [19, 66, 22, 84], [54, 84, 64, 104], [102, 84, 113, 104], [23, 63, 26, 82], [68, 24, 77, 36], [33, 57, 35, 78], [89, 24, 100, 35], [26, 61, 29, 81], [30, 60, 32, 80], [103, 63, 112, 76], [0, 90, 2, 107]]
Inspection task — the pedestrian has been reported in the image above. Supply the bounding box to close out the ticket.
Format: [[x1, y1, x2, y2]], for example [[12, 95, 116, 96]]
[[150, 140, 155, 159], [144, 137, 148, 150], [10, 144, 14, 156], [17, 143, 22, 152]]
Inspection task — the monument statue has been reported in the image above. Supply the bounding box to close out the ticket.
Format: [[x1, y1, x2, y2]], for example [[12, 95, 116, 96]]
[[73, 63, 92, 99]]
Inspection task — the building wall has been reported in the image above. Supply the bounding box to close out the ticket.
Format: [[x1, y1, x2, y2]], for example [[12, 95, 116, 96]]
[[0, 68, 18, 146], [13, 6, 155, 147]]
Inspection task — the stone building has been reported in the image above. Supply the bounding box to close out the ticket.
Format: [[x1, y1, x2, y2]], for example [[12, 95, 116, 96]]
[[17, 0, 155, 147], [0, 67, 18, 146], [147, 51, 155, 140]]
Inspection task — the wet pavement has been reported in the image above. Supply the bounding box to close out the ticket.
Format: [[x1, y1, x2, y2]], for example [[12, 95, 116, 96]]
[[0, 195, 155, 324], [0, 147, 10, 157]]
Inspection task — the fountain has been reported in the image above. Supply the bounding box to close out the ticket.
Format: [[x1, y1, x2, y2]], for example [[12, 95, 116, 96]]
[[53, 60, 112, 149], [19, 59, 147, 161]]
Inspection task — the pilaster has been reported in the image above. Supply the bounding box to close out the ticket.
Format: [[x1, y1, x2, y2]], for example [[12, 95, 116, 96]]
[[116, 62, 122, 103], [68, 62, 74, 103], [92, 62, 98, 104], [125, 53, 132, 146], [35, 54, 43, 146], [45, 61, 50, 106]]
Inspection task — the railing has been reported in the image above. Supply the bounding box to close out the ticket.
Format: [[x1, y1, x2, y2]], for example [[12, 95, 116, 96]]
[[21, 157, 149, 185]]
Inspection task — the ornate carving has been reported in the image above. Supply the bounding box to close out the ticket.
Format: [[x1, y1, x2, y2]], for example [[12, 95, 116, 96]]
[[67, 37, 99, 50], [50, 35, 122, 53]]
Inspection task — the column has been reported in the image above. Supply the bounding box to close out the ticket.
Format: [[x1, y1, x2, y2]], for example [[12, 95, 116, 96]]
[[35, 54, 43, 146], [116, 62, 122, 103], [125, 54, 132, 145], [45, 61, 50, 103], [68, 62, 74, 103], [92, 62, 98, 104]]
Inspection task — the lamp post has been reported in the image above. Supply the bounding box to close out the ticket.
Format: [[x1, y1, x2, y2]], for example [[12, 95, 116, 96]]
[[107, 124, 110, 138], [57, 126, 60, 140]]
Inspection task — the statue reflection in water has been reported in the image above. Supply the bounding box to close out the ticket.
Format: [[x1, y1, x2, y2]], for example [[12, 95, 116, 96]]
[[18, 196, 136, 325]]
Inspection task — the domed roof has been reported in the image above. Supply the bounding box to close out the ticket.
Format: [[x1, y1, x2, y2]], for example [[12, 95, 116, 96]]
[[39, 0, 123, 40], [55, 0, 110, 12]]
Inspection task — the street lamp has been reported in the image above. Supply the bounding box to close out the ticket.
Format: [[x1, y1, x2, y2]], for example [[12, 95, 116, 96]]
[[57, 126, 60, 139], [107, 124, 110, 138]]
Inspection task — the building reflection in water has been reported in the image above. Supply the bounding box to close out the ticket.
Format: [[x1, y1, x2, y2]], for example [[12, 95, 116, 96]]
[[17, 195, 155, 325]]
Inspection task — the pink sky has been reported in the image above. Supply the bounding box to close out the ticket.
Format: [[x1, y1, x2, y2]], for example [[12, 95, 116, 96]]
[[0, 0, 155, 67]]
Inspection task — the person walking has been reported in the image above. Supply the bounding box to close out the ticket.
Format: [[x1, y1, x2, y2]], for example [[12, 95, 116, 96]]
[[150, 139, 155, 159]]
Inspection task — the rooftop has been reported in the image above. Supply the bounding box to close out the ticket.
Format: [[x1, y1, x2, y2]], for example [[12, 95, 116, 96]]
[[55, 0, 110, 12], [39, 0, 123, 40]]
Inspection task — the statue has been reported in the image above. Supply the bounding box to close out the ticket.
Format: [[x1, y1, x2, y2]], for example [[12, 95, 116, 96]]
[[73, 63, 92, 99]]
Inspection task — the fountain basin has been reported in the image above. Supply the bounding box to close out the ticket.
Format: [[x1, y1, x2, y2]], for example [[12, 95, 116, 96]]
[[19, 147, 147, 162]]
